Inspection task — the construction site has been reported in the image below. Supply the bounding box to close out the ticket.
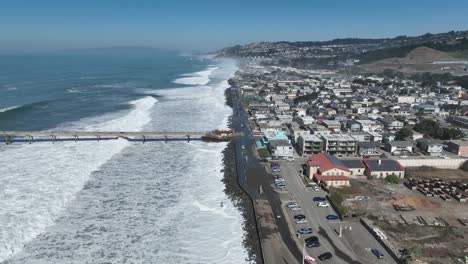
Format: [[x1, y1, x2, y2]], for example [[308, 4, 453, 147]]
[[332, 167, 468, 263]]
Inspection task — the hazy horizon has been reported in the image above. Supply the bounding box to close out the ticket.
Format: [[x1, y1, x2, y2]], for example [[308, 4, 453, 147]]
[[1, 0, 468, 54]]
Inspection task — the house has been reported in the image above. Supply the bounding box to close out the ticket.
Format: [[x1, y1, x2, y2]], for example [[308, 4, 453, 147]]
[[297, 134, 323, 156], [305, 153, 351, 187], [322, 120, 342, 131], [363, 159, 405, 179], [446, 140, 468, 156], [350, 132, 371, 142], [384, 141, 413, 155], [379, 116, 404, 130], [367, 131, 383, 142], [355, 120, 381, 132], [417, 139, 443, 156], [397, 96, 416, 104], [322, 134, 358, 155], [346, 120, 361, 132], [269, 140, 294, 160]]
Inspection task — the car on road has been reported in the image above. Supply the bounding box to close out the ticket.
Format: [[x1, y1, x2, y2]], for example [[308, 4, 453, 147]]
[[305, 236, 320, 247], [313, 197, 326, 202], [317, 202, 329, 208], [295, 218, 308, 224], [286, 157, 294, 161], [318, 252, 333, 261], [326, 215, 339, 220], [297, 227, 313, 234], [293, 214, 306, 220], [241, 145, 245, 149], [371, 248, 384, 259]]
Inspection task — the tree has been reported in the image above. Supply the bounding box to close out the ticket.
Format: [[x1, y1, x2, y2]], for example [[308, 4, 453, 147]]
[[395, 127, 413, 140], [385, 174, 400, 184]]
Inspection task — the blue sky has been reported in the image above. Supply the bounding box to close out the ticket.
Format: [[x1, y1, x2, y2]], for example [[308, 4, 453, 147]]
[[1, 0, 467, 52]]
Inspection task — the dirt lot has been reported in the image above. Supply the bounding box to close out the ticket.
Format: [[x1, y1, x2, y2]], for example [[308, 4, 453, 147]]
[[406, 167, 468, 181], [334, 178, 468, 263]]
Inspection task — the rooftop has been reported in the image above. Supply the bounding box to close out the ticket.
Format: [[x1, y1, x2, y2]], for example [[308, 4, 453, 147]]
[[363, 159, 403, 172], [322, 134, 356, 141]]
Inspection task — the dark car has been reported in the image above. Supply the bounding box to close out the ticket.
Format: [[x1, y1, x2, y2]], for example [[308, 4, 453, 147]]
[[297, 227, 313, 234], [318, 252, 333, 261], [293, 214, 306, 220], [305, 236, 320, 247], [326, 215, 339, 220], [313, 197, 326, 202], [371, 248, 384, 259]]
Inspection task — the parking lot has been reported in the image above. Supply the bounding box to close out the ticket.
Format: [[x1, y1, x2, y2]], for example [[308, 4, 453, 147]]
[[266, 159, 397, 264]]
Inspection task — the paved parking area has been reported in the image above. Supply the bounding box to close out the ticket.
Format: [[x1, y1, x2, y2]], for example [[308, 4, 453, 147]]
[[269, 160, 397, 264]]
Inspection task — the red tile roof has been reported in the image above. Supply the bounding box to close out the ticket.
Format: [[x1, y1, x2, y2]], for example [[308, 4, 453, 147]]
[[314, 174, 350, 181], [306, 153, 350, 173]]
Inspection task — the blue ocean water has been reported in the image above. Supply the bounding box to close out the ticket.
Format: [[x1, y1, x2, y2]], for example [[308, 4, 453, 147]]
[[0, 50, 249, 263], [0, 49, 209, 130]]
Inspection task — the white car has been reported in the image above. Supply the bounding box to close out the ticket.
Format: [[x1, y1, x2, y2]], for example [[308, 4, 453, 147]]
[[290, 206, 302, 211], [295, 219, 308, 224], [317, 202, 329, 208], [287, 202, 299, 208], [312, 186, 319, 191]]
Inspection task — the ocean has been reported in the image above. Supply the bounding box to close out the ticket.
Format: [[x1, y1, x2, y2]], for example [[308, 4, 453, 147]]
[[0, 50, 249, 263]]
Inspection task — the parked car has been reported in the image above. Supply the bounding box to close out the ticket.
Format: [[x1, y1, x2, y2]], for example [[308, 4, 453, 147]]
[[290, 206, 301, 211], [318, 252, 333, 261], [293, 214, 306, 220], [305, 236, 320, 247], [313, 197, 326, 202], [297, 227, 313, 234], [317, 202, 329, 208], [295, 218, 308, 224], [326, 215, 339, 220], [287, 202, 299, 208], [313, 186, 319, 191], [371, 249, 384, 259]]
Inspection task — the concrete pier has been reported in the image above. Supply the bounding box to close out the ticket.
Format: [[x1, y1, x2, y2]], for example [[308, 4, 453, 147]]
[[1, 131, 206, 144]]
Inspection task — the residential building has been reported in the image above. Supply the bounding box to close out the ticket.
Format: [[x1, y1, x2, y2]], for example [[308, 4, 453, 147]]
[[322, 134, 358, 155], [269, 140, 294, 160], [417, 139, 443, 156], [322, 120, 342, 131], [446, 140, 468, 156], [297, 134, 323, 156], [384, 141, 413, 155], [379, 116, 404, 130]]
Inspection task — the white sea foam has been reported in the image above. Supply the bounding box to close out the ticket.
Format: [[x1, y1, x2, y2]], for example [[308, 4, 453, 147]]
[[1, 59, 249, 263], [173, 66, 219, 86], [0, 96, 157, 262], [0, 105, 22, 113]]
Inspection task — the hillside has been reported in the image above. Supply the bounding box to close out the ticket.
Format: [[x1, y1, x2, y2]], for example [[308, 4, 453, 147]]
[[361, 46, 467, 75]]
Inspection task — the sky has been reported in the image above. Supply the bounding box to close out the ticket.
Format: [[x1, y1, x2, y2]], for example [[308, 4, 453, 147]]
[[1, 0, 467, 53]]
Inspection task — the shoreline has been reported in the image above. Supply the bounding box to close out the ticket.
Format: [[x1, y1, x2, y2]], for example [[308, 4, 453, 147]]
[[221, 87, 263, 263]]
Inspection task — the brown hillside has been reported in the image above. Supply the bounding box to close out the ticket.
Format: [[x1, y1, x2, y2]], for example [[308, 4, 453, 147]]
[[362, 46, 468, 75]]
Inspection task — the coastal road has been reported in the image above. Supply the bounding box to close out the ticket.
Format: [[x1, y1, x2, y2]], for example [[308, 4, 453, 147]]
[[230, 87, 303, 264]]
